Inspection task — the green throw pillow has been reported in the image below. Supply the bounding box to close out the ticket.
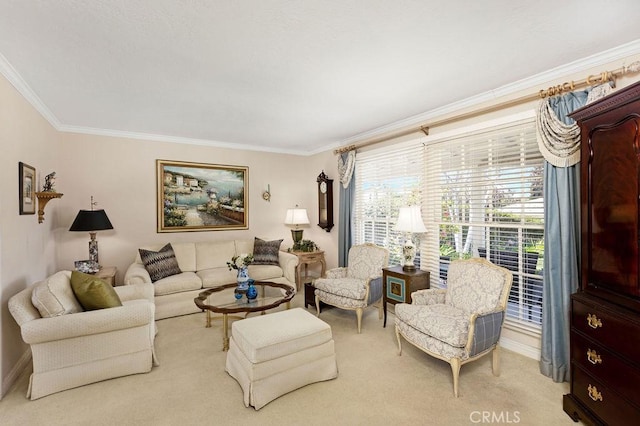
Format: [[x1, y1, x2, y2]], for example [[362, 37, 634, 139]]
[[70, 271, 123, 311]]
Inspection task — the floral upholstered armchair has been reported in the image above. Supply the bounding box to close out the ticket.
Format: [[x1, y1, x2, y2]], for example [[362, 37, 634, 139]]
[[313, 243, 389, 333], [394, 258, 512, 397]]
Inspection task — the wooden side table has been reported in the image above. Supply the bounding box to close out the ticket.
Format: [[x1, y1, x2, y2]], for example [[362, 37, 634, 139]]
[[94, 266, 118, 286], [382, 266, 430, 327], [290, 250, 326, 290]]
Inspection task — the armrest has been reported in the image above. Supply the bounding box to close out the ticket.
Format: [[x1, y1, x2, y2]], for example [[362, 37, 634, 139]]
[[467, 311, 505, 356], [411, 289, 447, 305], [20, 301, 155, 345], [114, 283, 154, 303], [124, 262, 151, 285], [278, 251, 299, 284], [326, 268, 347, 279]]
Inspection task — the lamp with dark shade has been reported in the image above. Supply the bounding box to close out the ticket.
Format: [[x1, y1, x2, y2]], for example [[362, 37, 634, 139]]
[[69, 197, 113, 265]]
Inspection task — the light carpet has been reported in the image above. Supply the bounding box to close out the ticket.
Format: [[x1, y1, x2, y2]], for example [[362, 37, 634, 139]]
[[0, 294, 574, 425]]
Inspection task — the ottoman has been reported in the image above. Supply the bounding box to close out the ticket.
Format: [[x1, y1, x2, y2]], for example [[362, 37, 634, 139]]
[[225, 308, 338, 410]]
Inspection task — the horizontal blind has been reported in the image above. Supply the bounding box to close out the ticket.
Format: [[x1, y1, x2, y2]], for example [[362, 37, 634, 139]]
[[354, 140, 424, 265], [422, 117, 544, 332]]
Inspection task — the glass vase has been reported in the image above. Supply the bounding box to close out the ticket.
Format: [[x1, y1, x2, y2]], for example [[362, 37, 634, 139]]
[[246, 280, 258, 300]]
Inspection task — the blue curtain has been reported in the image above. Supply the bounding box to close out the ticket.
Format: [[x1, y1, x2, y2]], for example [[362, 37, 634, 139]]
[[539, 90, 590, 382], [338, 152, 355, 266]]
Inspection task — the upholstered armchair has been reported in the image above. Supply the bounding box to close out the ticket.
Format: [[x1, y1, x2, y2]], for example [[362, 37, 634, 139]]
[[394, 258, 512, 397], [8, 271, 158, 400], [314, 243, 389, 333]]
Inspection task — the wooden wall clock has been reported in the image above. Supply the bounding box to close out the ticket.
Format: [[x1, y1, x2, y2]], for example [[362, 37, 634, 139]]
[[317, 171, 334, 232]]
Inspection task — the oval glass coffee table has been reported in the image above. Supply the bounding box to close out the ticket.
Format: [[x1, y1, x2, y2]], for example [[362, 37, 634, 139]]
[[194, 281, 295, 351]]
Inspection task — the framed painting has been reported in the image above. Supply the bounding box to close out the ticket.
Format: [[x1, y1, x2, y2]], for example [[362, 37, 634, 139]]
[[19, 162, 36, 215], [157, 160, 249, 232]]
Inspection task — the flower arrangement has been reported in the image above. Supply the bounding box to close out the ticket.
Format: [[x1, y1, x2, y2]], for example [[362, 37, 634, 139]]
[[227, 253, 254, 270]]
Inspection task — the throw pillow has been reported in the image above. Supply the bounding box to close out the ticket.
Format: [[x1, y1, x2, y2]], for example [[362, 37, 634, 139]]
[[252, 237, 283, 265], [31, 270, 84, 317], [70, 271, 123, 311], [139, 243, 182, 282]]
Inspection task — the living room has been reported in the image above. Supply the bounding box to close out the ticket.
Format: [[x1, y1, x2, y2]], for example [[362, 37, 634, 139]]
[[2, 2, 640, 424]]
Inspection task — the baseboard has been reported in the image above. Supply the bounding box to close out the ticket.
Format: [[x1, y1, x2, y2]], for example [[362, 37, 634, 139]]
[[1, 348, 31, 400], [499, 336, 541, 361]]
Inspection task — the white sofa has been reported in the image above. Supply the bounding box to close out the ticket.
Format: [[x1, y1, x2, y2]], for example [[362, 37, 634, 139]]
[[8, 272, 157, 400], [124, 239, 298, 319]]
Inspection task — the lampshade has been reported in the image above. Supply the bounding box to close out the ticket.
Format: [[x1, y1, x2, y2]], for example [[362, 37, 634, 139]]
[[284, 208, 310, 227], [395, 206, 427, 233], [69, 209, 114, 232]]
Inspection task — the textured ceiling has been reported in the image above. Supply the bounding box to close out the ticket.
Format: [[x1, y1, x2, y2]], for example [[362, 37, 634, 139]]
[[1, 1, 640, 155]]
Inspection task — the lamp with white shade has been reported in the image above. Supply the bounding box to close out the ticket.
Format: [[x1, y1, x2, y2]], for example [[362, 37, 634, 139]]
[[284, 205, 310, 244], [395, 206, 427, 271]]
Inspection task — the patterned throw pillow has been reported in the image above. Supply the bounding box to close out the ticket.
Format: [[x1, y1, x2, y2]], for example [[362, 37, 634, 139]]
[[139, 243, 182, 282], [252, 238, 283, 265]]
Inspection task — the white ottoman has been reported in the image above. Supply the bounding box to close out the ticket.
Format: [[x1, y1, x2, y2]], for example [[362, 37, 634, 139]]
[[225, 308, 338, 410]]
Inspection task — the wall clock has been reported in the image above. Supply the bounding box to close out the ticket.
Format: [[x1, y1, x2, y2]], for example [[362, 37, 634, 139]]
[[317, 171, 334, 232]]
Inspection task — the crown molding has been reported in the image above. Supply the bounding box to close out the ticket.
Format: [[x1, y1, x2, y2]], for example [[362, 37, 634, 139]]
[[339, 39, 640, 146], [57, 124, 311, 156], [0, 52, 61, 128]]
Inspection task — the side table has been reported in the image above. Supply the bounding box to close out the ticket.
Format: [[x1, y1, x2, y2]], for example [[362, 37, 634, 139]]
[[382, 266, 430, 327], [290, 250, 326, 290], [94, 266, 118, 287]]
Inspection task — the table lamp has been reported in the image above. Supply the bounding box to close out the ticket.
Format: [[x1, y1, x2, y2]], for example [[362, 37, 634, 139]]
[[69, 196, 114, 266], [395, 206, 427, 271], [284, 205, 310, 244]]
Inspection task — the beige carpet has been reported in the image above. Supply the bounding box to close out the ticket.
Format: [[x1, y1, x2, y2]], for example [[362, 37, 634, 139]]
[[0, 294, 574, 425]]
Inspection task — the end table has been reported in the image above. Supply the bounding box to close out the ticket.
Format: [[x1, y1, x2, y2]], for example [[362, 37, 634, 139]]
[[290, 250, 326, 290], [94, 266, 118, 287], [382, 266, 430, 327]]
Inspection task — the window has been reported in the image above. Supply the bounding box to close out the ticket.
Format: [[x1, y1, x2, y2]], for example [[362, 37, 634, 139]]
[[422, 114, 544, 332], [354, 140, 424, 266]]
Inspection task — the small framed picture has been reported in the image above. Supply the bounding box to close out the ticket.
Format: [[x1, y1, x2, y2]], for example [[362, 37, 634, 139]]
[[19, 162, 36, 215]]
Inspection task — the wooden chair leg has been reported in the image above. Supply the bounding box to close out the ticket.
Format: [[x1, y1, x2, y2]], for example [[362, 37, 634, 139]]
[[492, 345, 501, 376], [315, 295, 321, 317], [395, 326, 403, 356], [356, 308, 363, 333], [450, 358, 461, 397]]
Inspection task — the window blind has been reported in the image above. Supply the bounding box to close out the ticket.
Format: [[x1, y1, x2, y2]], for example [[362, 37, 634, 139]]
[[354, 140, 425, 266], [422, 116, 544, 332]]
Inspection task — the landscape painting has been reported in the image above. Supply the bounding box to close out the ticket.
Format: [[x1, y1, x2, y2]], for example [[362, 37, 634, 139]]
[[157, 160, 249, 232]]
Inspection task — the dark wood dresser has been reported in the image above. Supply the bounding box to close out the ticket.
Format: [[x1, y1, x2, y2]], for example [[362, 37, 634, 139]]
[[563, 81, 640, 425]]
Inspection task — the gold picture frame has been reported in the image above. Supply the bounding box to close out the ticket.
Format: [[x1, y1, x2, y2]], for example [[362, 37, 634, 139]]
[[157, 160, 249, 233], [19, 162, 36, 215]]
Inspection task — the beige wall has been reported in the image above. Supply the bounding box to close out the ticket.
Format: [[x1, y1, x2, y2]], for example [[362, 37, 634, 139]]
[[0, 74, 62, 396]]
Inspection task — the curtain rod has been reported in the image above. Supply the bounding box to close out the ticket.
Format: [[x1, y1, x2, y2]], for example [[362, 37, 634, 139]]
[[334, 60, 640, 155]]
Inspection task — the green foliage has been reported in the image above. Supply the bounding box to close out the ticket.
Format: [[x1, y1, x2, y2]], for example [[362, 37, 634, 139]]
[[290, 240, 318, 252]]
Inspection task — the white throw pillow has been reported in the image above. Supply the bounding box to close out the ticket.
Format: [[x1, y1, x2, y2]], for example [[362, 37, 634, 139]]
[[31, 271, 83, 317]]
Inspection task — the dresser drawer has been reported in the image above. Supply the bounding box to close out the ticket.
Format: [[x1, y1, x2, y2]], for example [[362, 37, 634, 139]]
[[571, 331, 640, 407], [572, 297, 640, 362], [572, 365, 640, 426]]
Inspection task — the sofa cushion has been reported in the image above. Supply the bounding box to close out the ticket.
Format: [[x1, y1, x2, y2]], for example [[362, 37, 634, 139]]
[[31, 271, 83, 318], [196, 241, 236, 271], [198, 268, 237, 288], [252, 238, 283, 266], [153, 272, 202, 296], [70, 271, 123, 310], [395, 303, 470, 347], [139, 243, 183, 282], [247, 265, 285, 281]]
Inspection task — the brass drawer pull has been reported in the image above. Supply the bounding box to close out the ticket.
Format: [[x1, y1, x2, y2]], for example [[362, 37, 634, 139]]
[[586, 349, 602, 365], [588, 384, 603, 402], [587, 313, 603, 329]]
